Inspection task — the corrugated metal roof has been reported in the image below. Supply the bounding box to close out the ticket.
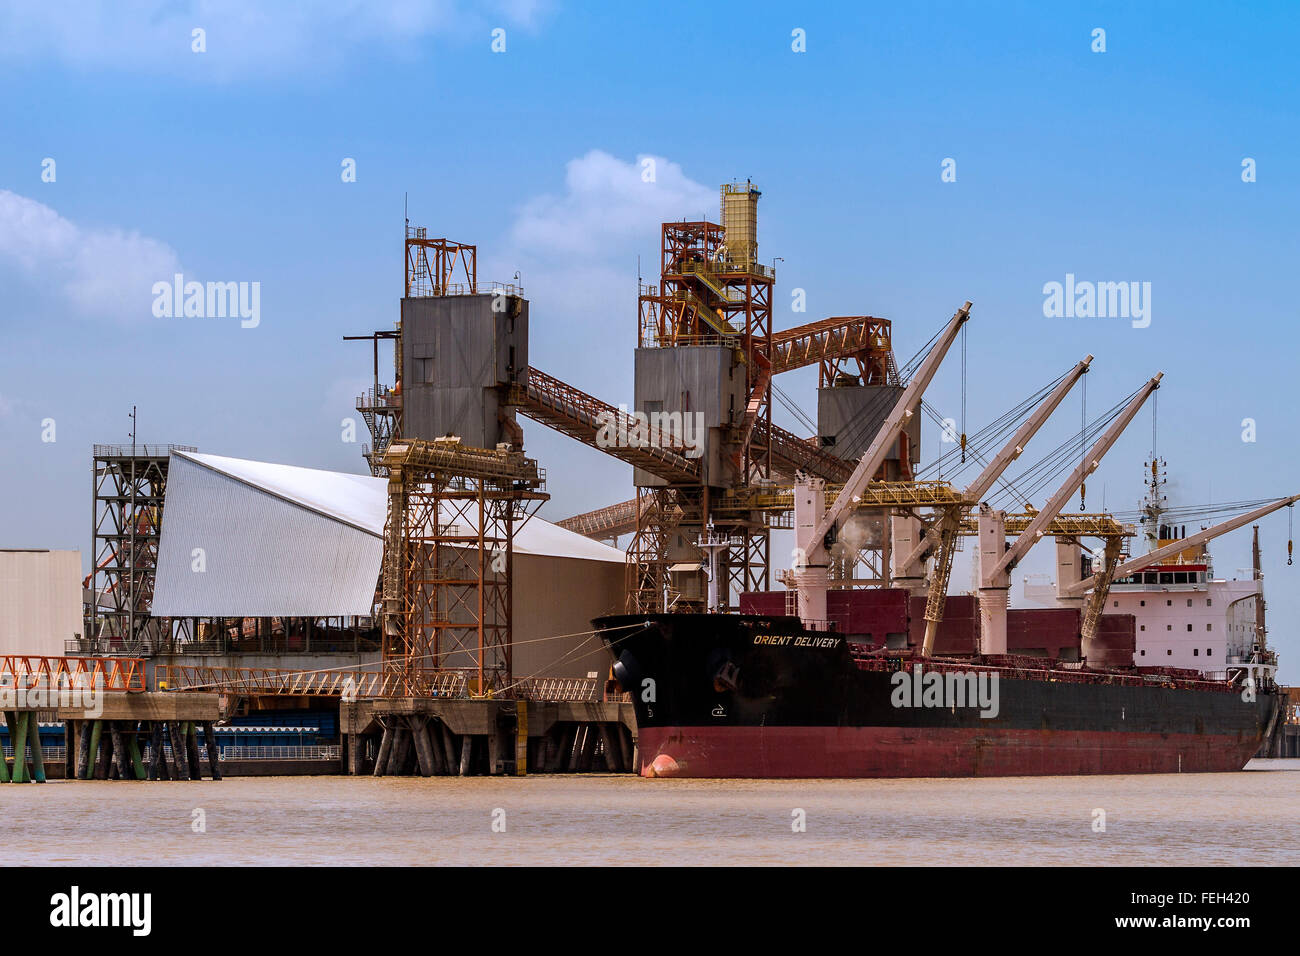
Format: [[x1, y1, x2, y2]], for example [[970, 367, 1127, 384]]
[[176, 452, 387, 535], [151, 453, 385, 617], [175, 452, 624, 562], [151, 451, 625, 618]]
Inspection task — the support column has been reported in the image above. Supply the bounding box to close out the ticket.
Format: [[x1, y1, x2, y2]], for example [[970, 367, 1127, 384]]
[[147, 722, 164, 780], [185, 723, 203, 780], [410, 717, 435, 777], [977, 506, 1010, 656], [27, 710, 45, 783], [515, 704, 528, 776], [110, 722, 131, 782], [890, 514, 928, 595], [386, 726, 408, 775], [7, 712, 26, 783], [793, 477, 829, 628], [373, 724, 393, 777], [168, 723, 190, 780], [201, 722, 222, 780]]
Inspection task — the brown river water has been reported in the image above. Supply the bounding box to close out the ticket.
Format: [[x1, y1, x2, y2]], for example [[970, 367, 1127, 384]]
[[6, 762, 1298, 866]]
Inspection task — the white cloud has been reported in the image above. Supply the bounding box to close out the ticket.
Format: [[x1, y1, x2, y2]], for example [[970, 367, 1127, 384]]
[[0, 190, 180, 321], [509, 150, 716, 259], [0, 0, 552, 78]]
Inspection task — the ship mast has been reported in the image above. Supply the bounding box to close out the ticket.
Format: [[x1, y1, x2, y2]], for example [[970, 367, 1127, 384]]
[[1140, 459, 1167, 552], [1252, 524, 1267, 654]]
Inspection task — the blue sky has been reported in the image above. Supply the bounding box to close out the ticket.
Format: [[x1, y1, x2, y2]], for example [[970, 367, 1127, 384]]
[[2, 1, 1298, 674]]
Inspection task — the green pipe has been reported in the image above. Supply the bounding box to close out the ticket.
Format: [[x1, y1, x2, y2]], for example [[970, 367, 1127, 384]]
[[128, 729, 146, 780], [85, 720, 103, 780], [26, 712, 45, 783], [11, 713, 28, 783]]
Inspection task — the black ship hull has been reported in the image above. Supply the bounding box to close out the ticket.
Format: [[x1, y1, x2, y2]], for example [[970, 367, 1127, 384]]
[[596, 613, 1278, 778]]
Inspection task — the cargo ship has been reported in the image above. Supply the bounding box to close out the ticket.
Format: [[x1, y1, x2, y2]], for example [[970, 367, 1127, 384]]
[[596, 610, 1280, 778], [596, 334, 1290, 781], [597, 461, 1287, 778]]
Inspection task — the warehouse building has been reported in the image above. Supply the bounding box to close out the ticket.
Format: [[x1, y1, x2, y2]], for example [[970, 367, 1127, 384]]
[[0, 549, 83, 657]]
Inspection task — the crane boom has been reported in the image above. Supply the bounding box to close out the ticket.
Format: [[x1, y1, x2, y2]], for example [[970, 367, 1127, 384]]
[[1063, 494, 1300, 597], [964, 356, 1093, 503], [901, 355, 1094, 573], [992, 372, 1162, 576], [806, 301, 971, 556], [915, 356, 1094, 654]]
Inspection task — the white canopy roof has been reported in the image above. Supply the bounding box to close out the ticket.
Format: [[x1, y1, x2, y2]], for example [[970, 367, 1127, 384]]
[[151, 451, 623, 617]]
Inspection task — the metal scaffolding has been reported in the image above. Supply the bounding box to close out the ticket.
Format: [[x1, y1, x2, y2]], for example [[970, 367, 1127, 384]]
[[87, 444, 194, 655], [380, 440, 548, 697]]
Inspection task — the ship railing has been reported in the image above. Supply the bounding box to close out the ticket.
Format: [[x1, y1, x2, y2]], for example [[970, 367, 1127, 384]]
[[850, 654, 1240, 693]]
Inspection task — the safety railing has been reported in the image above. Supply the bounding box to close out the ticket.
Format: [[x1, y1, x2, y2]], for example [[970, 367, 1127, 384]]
[[513, 677, 600, 702], [215, 745, 341, 761]]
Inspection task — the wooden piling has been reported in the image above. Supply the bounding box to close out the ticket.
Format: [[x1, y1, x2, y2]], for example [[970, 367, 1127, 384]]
[[410, 717, 435, 777], [617, 723, 633, 772], [441, 724, 459, 773], [386, 726, 408, 775], [110, 723, 131, 781], [168, 723, 190, 780], [97, 723, 114, 780], [578, 725, 598, 772], [185, 722, 203, 780], [201, 722, 222, 780], [78, 721, 94, 779], [147, 722, 163, 780], [373, 724, 393, 777], [566, 725, 585, 772], [597, 723, 621, 773], [427, 721, 447, 775], [551, 726, 573, 773]]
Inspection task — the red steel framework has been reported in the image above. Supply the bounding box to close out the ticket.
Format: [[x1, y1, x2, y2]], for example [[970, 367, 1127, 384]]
[[1, 655, 147, 692], [630, 219, 775, 613], [380, 440, 548, 697], [404, 230, 477, 298]]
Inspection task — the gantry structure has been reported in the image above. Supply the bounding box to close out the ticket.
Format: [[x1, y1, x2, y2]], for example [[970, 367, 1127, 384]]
[[86, 443, 195, 655], [379, 438, 547, 696]]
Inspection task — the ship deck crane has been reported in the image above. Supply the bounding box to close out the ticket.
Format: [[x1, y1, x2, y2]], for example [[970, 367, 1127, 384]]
[[911, 355, 1094, 653], [1060, 493, 1300, 651], [792, 302, 971, 627], [976, 373, 1163, 655]]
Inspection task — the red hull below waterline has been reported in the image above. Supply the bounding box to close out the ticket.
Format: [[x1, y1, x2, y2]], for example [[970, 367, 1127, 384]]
[[637, 726, 1262, 778]]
